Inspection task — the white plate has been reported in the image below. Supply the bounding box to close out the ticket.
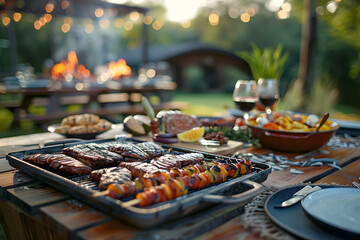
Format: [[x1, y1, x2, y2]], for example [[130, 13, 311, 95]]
[[302, 188, 360, 237]]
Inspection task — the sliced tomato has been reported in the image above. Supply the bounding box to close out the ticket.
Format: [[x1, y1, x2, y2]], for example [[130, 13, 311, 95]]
[[200, 172, 211, 186], [194, 163, 204, 173], [155, 186, 166, 202], [180, 169, 188, 177], [150, 188, 160, 203], [179, 176, 190, 188], [198, 173, 208, 189], [153, 172, 166, 184], [145, 189, 156, 205], [187, 174, 201, 189], [126, 182, 137, 197]]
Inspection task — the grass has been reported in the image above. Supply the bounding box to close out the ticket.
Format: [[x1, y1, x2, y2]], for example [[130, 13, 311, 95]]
[[0, 92, 360, 138]]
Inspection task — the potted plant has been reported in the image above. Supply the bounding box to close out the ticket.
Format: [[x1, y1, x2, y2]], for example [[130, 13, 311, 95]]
[[238, 43, 289, 82], [238, 43, 289, 110]]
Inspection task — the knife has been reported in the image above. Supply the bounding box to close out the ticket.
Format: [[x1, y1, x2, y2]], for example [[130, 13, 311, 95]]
[[275, 186, 322, 208]]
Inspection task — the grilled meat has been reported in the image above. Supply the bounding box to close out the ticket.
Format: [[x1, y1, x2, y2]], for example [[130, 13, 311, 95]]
[[62, 143, 101, 158], [136, 142, 165, 158], [109, 143, 150, 160], [119, 162, 163, 179], [63, 144, 123, 169], [99, 167, 132, 190], [89, 166, 117, 181], [150, 153, 205, 171], [23, 154, 92, 175]]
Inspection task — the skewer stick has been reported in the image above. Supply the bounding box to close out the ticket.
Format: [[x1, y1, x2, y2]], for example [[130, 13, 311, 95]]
[[121, 198, 141, 208], [92, 190, 110, 197]]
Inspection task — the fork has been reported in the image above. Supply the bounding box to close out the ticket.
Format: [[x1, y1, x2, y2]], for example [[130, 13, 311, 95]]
[[352, 181, 360, 189]]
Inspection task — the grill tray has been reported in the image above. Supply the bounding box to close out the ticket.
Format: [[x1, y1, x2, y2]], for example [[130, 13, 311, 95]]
[[6, 138, 271, 228]]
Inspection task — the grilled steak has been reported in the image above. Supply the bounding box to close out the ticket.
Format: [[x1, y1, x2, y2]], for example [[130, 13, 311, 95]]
[[89, 166, 118, 181], [151, 153, 205, 171], [119, 162, 162, 178], [63, 144, 123, 169], [23, 154, 92, 175], [136, 142, 165, 158], [62, 143, 101, 158], [109, 143, 149, 160]]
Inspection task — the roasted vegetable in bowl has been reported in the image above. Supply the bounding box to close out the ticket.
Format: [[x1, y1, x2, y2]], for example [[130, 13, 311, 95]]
[[247, 112, 339, 132], [246, 111, 339, 152]]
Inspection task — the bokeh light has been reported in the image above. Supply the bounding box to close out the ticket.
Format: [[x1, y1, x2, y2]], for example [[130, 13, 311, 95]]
[[61, 0, 69, 10], [209, 13, 219, 26], [181, 20, 191, 28], [115, 18, 124, 28], [246, 8, 256, 17], [13, 12, 22, 22], [95, 8, 104, 18], [44, 14, 52, 23], [2, 16, 10, 26], [99, 18, 110, 29], [45, 3, 54, 13], [124, 21, 134, 30], [130, 11, 140, 21], [61, 23, 71, 33], [228, 7, 240, 18], [240, 13, 250, 23], [34, 20, 41, 30], [143, 15, 153, 25], [152, 19, 163, 30]]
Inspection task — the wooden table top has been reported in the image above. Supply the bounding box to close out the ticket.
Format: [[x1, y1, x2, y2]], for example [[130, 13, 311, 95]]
[[0, 129, 359, 240]]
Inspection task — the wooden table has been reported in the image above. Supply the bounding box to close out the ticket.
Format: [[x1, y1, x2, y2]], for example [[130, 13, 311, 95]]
[[0, 130, 359, 240]]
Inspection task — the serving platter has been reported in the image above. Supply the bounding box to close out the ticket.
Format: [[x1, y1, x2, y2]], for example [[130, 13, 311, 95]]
[[48, 124, 116, 140], [6, 138, 271, 228]]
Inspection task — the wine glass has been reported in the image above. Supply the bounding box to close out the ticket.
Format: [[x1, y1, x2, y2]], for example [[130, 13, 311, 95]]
[[257, 78, 279, 115], [233, 80, 258, 122]]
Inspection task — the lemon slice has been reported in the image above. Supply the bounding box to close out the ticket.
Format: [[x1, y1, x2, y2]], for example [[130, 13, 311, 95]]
[[177, 127, 204, 142]]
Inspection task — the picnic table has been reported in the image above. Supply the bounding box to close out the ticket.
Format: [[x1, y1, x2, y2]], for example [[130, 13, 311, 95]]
[[0, 125, 359, 240], [0, 78, 187, 130]]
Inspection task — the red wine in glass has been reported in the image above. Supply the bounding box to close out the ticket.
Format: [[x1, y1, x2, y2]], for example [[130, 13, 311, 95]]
[[234, 97, 258, 112], [233, 80, 257, 121], [259, 95, 279, 108]]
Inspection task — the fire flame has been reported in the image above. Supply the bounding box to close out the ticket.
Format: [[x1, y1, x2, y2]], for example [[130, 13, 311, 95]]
[[51, 51, 131, 81], [51, 51, 90, 80], [108, 58, 131, 80]]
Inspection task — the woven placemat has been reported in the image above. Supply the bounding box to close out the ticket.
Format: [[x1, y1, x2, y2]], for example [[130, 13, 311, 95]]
[[240, 186, 297, 240]]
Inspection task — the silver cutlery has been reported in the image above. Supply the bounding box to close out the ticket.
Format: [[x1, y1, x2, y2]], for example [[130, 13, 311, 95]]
[[352, 181, 360, 189], [275, 185, 322, 208]]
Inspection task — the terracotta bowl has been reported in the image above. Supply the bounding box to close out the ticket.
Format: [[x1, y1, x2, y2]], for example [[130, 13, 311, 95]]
[[247, 124, 338, 152]]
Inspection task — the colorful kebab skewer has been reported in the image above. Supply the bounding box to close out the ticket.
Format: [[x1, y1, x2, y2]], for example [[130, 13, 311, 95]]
[[93, 159, 252, 207]]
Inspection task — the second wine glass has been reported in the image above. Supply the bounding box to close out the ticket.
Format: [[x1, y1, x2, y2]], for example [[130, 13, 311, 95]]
[[257, 78, 279, 114], [233, 80, 258, 122]]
